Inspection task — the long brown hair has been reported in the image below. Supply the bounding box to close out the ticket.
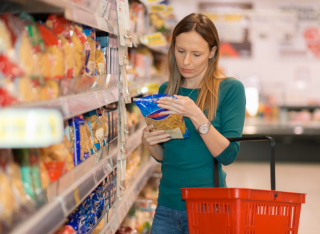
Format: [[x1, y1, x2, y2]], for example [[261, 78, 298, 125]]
[[165, 13, 226, 121]]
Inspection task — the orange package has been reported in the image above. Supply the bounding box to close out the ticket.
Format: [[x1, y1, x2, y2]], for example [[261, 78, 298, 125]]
[[46, 15, 75, 78], [37, 23, 65, 79]]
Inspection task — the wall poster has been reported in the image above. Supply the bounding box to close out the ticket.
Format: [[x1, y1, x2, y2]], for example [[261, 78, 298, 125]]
[[278, 3, 320, 59]]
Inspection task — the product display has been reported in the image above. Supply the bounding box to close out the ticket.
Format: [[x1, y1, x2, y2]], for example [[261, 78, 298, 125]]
[[0, 1, 177, 234], [83, 26, 97, 77], [134, 94, 189, 139]]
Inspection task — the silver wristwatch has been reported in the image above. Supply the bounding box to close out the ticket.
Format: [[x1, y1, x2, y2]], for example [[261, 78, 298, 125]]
[[197, 121, 211, 134]]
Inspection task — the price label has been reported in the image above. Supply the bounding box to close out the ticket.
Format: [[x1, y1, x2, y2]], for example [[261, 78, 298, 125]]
[[140, 32, 167, 46], [142, 0, 162, 4], [73, 187, 80, 205], [150, 4, 165, 13], [0, 109, 63, 148]]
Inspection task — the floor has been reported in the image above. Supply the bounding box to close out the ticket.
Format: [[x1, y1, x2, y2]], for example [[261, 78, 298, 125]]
[[223, 162, 320, 234]]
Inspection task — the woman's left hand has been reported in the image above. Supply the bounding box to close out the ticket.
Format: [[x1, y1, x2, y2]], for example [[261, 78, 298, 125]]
[[157, 95, 202, 119]]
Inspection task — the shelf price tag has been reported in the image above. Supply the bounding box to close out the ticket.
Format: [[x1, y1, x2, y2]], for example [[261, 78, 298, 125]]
[[141, 0, 163, 4], [0, 109, 63, 148], [140, 33, 167, 47], [73, 187, 80, 205]]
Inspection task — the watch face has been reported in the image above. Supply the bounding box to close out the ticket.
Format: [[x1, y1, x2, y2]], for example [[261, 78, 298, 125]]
[[199, 125, 209, 134]]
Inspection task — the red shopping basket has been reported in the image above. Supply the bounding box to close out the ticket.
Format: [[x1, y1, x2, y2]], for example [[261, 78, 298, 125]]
[[181, 136, 306, 234]]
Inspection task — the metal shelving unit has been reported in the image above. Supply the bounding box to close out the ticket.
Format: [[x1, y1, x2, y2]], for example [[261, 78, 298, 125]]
[[12, 75, 119, 120], [11, 140, 118, 234], [99, 158, 158, 234], [2, 0, 165, 232]]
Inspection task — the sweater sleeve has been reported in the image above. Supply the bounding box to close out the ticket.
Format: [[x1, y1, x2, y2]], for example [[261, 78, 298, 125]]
[[215, 79, 246, 166]]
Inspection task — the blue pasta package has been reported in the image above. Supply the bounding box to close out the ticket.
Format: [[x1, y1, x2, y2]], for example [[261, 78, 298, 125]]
[[133, 94, 189, 139], [70, 116, 90, 166]]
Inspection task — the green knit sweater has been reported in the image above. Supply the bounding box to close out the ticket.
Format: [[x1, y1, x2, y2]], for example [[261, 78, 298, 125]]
[[154, 78, 246, 210]]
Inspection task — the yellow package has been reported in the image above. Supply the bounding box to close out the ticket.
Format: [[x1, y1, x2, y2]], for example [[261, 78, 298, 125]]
[[72, 24, 86, 77], [0, 171, 19, 229], [83, 26, 96, 76], [95, 41, 106, 75], [63, 136, 74, 171], [84, 111, 104, 153], [99, 108, 109, 145]]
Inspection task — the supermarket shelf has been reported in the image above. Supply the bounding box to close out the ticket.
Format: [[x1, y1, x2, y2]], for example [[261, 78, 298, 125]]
[[139, 42, 168, 55], [10, 139, 118, 234], [1, 0, 117, 34], [99, 158, 158, 234], [64, 6, 117, 35], [243, 118, 320, 135], [12, 75, 119, 120]]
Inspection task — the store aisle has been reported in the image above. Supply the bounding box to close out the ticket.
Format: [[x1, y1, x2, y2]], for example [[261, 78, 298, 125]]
[[223, 162, 320, 234]]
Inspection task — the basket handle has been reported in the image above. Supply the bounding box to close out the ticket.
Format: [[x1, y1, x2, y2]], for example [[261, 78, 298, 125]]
[[214, 136, 276, 192]]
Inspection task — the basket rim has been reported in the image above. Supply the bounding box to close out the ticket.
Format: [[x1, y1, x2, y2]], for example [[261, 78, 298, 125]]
[[181, 187, 306, 203]]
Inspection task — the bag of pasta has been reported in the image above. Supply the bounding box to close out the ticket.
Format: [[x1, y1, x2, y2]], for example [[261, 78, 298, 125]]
[[46, 15, 75, 78], [83, 26, 97, 76], [95, 40, 106, 75], [133, 94, 189, 139], [37, 23, 65, 79]]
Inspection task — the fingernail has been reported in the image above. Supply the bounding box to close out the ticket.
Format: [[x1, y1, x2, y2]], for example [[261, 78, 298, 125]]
[[161, 130, 165, 133], [166, 134, 171, 137]]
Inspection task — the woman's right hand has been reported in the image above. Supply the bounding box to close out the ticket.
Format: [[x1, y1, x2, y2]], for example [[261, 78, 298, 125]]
[[142, 125, 171, 147]]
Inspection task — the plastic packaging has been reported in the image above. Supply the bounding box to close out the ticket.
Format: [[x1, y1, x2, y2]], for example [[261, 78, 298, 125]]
[[83, 26, 97, 76], [70, 116, 91, 166], [46, 15, 75, 78], [95, 40, 106, 75], [39, 142, 67, 183], [84, 111, 104, 153], [37, 23, 65, 79], [98, 108, 109, 146], [133, 94, 189, 139], [13, 149, 47, 207], [54, 225, 76, 234], [0, 15, 24, 79], [71, 24, 86, 78], [0, 149, 21, 233]]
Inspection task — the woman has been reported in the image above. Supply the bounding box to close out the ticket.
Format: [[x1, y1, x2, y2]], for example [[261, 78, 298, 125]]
[[142, 13, 246, 234]]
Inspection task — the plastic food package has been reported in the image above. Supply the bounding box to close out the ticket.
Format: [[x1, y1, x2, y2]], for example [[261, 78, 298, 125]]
[[37, 23, 65, 79], [21, 14, 51, 80], [72, 24, 86, 77], [54, 225, 77, 234], [84, 110, 104, 153], [95, 40, 106, 75], [84, 121, 96, 155], [0, 149, 21, 233], [63, 135, 75, 171], [70, 116, 91, 165], [83, 26, 97, 76], [98, 108, 109, 145], [13, 149, 46, 207], [0, 15, 24, 79], [39, 142, 67, 183], [46, 15, 75, 78], [134, 94, 189, 139]]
